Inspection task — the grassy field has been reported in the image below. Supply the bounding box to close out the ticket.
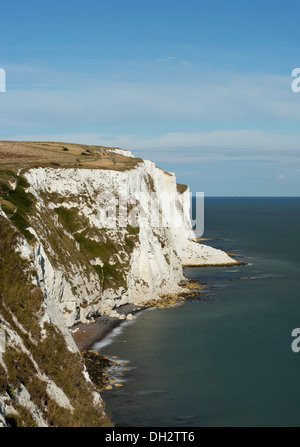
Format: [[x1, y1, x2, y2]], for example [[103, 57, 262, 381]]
[[0, 140, 142, 171]]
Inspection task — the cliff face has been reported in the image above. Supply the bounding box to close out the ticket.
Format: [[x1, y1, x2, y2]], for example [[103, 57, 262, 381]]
[[0, 144, 237, 426], [22, 157, 236, 326], [0, 210, 110, 427]]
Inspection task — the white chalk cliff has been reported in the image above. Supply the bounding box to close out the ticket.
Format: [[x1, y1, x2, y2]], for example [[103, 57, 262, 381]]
[[22, 155, 237, 326], [0, 146, 238, 426]]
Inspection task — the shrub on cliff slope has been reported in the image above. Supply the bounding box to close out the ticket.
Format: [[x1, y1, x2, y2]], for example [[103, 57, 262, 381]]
[[0, 215, 112, 427]]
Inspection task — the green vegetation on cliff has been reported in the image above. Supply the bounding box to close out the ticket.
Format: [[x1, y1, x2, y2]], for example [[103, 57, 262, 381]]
[[54, 206, 139, 292], [0, 170, 36, 242], [0, 215, 112, 427]]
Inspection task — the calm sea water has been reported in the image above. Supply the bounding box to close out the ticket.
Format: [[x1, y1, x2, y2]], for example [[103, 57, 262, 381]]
[[97, 197, 300, 427]]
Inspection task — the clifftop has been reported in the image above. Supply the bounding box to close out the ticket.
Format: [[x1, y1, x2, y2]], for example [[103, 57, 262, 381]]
[[0, 140, 141, 171]]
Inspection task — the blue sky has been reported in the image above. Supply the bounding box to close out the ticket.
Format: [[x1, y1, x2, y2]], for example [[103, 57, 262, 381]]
[[1, 0, 300, 195]]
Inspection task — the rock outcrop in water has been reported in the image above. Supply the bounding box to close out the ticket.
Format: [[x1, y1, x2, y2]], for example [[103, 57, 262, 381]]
[[0, 142, 238, 426]]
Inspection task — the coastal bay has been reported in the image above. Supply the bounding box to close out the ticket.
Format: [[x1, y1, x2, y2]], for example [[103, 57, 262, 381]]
[[93, 197, 300, 427]]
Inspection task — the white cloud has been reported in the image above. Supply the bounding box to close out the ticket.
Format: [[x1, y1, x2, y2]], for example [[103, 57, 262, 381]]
[[1, 68, 299, 130], [155, 56, 176, 63], [278, 174, 286, 180], [2, 64, 300, 166], [6, 129, 300, 164]]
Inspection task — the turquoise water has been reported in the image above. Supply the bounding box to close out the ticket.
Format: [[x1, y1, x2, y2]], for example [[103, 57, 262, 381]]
[[97, 197, 300, 427]]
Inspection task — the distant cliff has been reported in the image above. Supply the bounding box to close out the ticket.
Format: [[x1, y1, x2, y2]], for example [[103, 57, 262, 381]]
[[0, 142, 238, 426]]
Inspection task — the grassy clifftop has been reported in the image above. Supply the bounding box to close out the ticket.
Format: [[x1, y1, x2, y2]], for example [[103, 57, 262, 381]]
[[0, 141, 142, 171]]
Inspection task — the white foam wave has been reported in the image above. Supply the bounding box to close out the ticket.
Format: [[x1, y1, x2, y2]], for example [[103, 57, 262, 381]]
[[93, 319, 136, 351], [93, 308, 152, 351]]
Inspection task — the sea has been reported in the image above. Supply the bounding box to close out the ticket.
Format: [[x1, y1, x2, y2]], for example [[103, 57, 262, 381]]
[[96, 197, 300, 427]]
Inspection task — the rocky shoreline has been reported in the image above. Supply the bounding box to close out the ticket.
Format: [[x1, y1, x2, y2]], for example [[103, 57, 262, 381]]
[[72, 277, 211, 347], [70, 279, 207, 391], [70, 279, 206, 351], [70, 304, 147, 393], [70, 303, 145, 351]]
